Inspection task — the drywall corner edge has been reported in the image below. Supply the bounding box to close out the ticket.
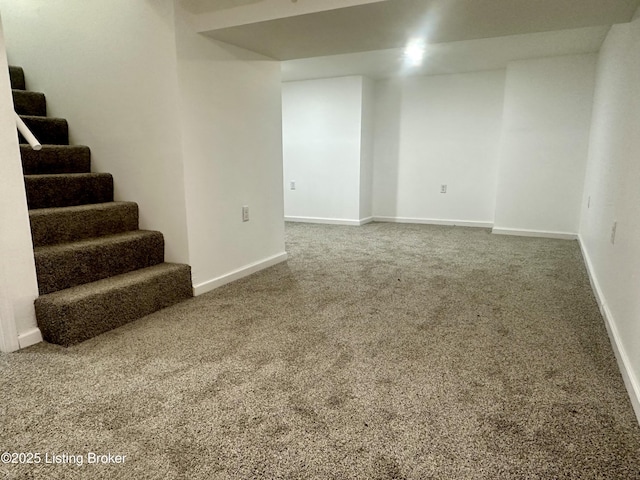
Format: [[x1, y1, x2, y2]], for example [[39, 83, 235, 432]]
[[578, 235, 640, 426], [193, 252, 288, 296]]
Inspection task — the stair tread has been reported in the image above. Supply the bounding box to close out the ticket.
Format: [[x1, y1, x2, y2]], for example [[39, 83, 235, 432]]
[[34, 229, 161, 254], [30, 201, 137, 216], [12, 90, 46, 116], [25, 172, 113, 209], [37, 262, 191, 302], [19, 115, 69, 145], [22, 144, 90, 151], [34, 229, 165, 295], [24, 171, 113, 209], [21, 145, 88, 151], [13, 89, 45, 95], [25, 172, 111, 180], [29, 201, 139, 247], [12, 88, 43, 95], [21, 144, 91, 174], [19, 114, 66, 121]]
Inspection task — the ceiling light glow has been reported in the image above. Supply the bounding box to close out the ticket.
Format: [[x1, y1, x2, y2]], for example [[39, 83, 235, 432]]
[[404, 39, 426, 67]]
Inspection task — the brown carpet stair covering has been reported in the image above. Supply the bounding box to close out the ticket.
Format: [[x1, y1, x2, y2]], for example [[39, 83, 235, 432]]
[[25, 172, 114, 209], [9, 65, 25, 90], [21, 145, 91, 174], [30, 201, 139, 246], [11, 65, 193, 346]]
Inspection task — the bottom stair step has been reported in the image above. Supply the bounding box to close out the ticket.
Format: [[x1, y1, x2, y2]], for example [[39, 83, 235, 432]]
[[35, 263, 193, 347]]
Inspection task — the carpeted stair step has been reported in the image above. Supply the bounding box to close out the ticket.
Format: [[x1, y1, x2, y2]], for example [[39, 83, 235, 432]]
[[25, 172, 113, 209], [30, 202, 139, 247], [13, 90, 46, 116], [9, 66, 25, 90], [35, 230, 165, 295], [21, 145, 91, 174], [19, 115, 68, 145], [35, 263, 193, 346]]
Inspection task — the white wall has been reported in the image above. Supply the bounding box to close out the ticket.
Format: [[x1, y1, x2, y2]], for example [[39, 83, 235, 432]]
[[372, 70, 506, 225], [288, 64, 593, 231], [174, 5, 287, 294], [0, 0, 191, 264], [493, 54, 597, 237], [579, 17, 640, 421], [359, 77, 375, 220], [282, 76, 365, 224], [371, 78, 403, 220], [0, 13, 40, 351]]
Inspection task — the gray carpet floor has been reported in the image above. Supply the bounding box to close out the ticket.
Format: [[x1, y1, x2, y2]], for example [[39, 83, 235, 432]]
[[1, 222, 639, 479]]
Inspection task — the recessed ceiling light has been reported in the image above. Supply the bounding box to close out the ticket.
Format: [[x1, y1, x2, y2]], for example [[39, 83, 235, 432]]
[[404, 38, 426, 67]]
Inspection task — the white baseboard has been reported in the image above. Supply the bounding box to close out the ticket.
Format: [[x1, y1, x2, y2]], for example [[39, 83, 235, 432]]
[[492, 227, 578, 240], [578, 236, 640, 425], [373, 216, 493, 228], [285, 216, 372, 226], [18, 327, 42, 349], [193, 252, 288, 296]]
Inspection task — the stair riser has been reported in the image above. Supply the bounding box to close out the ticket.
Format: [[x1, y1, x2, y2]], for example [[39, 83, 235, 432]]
[[19, 116, 69, 145], [21, 145, 91, 175], [9, 66, 25, 90], [35, 231, 165, 295], [25, 174, 113, 209], [13, 90, 46, 116], [30, 203, 139, 247], [36, 264, 193, 346]]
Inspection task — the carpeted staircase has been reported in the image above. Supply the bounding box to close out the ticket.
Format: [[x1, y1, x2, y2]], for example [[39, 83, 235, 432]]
[[10, 65, 193, 347]]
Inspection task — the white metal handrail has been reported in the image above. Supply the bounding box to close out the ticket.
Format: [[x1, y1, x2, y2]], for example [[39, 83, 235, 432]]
[[15, 112, 41, 150]]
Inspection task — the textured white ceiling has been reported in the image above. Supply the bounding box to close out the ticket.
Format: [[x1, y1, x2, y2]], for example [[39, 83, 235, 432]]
[[281, 26, 610, 81], [198, 0, 639, 60], [181, 0, 639, 80]]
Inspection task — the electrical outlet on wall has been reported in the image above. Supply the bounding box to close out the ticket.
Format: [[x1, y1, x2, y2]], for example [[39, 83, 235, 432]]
[[440, 184, 447, 194], [290, 181, 296, 190], [242, 205, 249, 222]]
